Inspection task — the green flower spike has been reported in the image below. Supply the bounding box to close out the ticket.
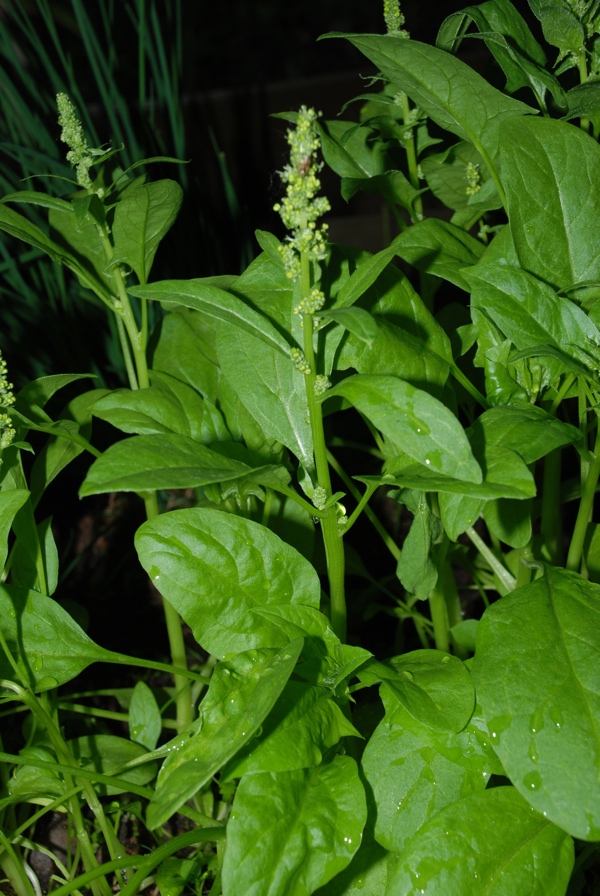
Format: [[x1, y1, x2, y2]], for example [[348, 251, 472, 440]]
[[384, 0, 408, 36], [0, 353, 15, 454], [273, 106, 331, 281], [57, 93, 95, 190]]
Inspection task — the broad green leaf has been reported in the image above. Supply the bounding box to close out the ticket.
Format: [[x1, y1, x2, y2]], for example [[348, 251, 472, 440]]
[[362, 695, 486, 853], [112, 180, 182, 284], [320, 307, 379, 346], [129, 279, 291, 357], [222, 680, 359, 778], [466, 262, 600, 376], [386, 786, 574, 895], [359, 650, 475, 733], [150, 308, 219, 403], [474, 566, 600, 840], [322, 375, 482, 483], [483, 497, 532, 548], [438, 492, 485, 542], [0, 490, 29, 571], [135, 508, 321, 658], [11, 515, 58, 595], [69, 735, 157, 796], [565, 81, 600, 132], [393, 219, 485, 291], [49, 205, 115, 297], [313, 830, 389, 896], [79, 433, 286, 495], [341, 170, 422, 217], [146, 641, 302, 829], [216, 323, 314, 474], [328, 34, 534, 176], [0, 584, 115, 691], [318, 119, 390, 179], [129, 681, 162, 751], [1, 191, 73, 214], [500, 116, 600, 290], [222, 755, 366, 896], [16, 374, 94, 416]]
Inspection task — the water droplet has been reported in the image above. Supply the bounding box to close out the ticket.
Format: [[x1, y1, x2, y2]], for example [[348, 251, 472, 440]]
[[549, 706, 564, 729], [523, 771, 542, 791], [441, 655, 451, 664], [262, 580, 272, 590], [528, 740, 539, 764], [401, 670, 414, 681], [36, 676, 58, 691], [425, 458, 431, 465], [32, 655, 43, 672], [8, 609, 16, 619], [529, 706, 545, 735]]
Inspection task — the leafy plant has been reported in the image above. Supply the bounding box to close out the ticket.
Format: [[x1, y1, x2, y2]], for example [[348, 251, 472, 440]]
[[1, 0, 600, 893]]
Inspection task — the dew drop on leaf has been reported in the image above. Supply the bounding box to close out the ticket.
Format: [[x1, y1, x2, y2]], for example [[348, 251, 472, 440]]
[[549, 706, 564, 729], [523, 770, 542, 791]]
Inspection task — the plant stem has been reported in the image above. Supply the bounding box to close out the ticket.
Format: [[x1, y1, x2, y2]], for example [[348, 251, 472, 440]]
[[566, 421, 600, 572], [300, 253, 346, 641], [144, 491, 193, 730], [400, 92, 423, 223], [465, 526, 516, 593], [540, 448, 563, 565]]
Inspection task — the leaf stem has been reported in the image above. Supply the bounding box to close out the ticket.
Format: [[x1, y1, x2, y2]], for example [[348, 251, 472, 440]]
[[465, 526, 516, 593], [566, 419, 600, 572]]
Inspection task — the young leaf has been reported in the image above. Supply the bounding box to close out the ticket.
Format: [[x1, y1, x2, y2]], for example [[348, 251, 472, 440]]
[[151, 308, 220, 403], [526, 0, 584, 53], [221, 755, 366, 896], [322, 375, 482, 483], [396, 492, 443, 599], [500, 116, 600, 290], [129, 681, 162, 751], [359, 650, 475, 733], [111, 180, 183, 284], [146, 641, 303, 829], [135, 508, 321, 658], [474, 566, 600, 840], [320, 307, 379, 347], [69, 734, 157, 796], [385, 786, 574, 894]]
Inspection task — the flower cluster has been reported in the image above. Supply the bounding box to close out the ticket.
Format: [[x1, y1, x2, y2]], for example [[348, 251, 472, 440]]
[[0, 354, 15, 453], [290, 347, 312, 375], [273, 107, 331, 281], [293, 288, 326, 316], [57, 93, 95, 190], [465, 161, 482, 196], [312, 486, 328, 511], [384, 0, 408, 36]]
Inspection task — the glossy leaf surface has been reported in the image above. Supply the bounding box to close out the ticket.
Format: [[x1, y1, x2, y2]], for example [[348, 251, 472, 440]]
[[135, 508, 320, 658], [474, 566, 600, 840]]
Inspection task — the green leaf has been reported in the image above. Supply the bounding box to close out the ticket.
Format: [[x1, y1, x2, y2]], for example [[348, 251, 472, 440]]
[[69, 734, 157, 796], [466, 262, 600, 376], [129, 279, 291, 357], [526, 0, 584, 53], [112, 180, 182, 284], [500, 116, 600, 290], [222, 680, 359, 779], [0, 490, 29, 572], [470, 404, 581, 465], [359, 650, 475, 733], [392, 220, 485, 291], [216, 323, 314, 474], [564, 81, 600, 132], [91, 376, 207, 439], [1, 191, 73, 214], [320, 307, 379, 347], [221, 755, 366, 896], [385, 786, 574, 894], [313, 830, 390, 896], [322, 375, 482, 483], [0, 584, 115, 691], [129, 681, 162, 751], [318, 120, 389, 179], [362, 694, 486, 853], [438, 0, 564, 111], [420, 141, 500, 215], [79, 433, 285, 495], [146, 641, 303, 829], [48, 205, 115, 299], [135, 508, 321, 658], [396, 493, 443, 599], [327, 34, 533, 177], [151, 308, 220, 403], [474, 566, 600, 840]]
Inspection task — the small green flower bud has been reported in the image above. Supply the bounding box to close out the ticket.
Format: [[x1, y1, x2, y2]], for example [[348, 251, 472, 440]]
[[384, 0, 409, 36], [291, 347, 312, 375], [0, 353, 16, 457], [294, 288, 326, 316], [465, 161, 482, 196], [314, 375, 331, 397], [312, 486, 328, 510]]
